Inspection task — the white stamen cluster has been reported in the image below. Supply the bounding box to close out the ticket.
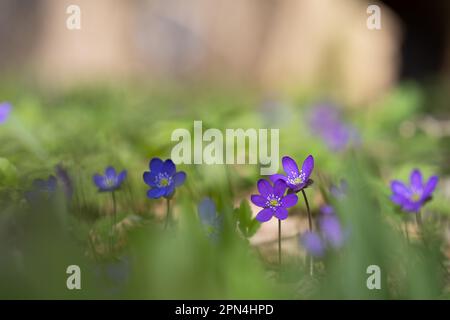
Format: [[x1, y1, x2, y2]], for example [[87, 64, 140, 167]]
[[155, 172, 172, 187], [266, 194, 282, 211], [105, 177, 117, 187], [287, 170, 306, 186]]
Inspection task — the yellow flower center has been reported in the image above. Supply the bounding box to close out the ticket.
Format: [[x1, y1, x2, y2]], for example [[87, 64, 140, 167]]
[[269, 199, 279, 207], [293, 177, 303, 185], [160, 178, 169, 186], [288, 170, 306, 186]]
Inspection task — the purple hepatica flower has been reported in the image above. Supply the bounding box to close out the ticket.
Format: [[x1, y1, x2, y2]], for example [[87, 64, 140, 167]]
[[0, 102, 12, 124], [301, 231, 326, 257], [308, 103, 358, 152], [143, 158, 186, 199], [270, 155, 314, 193], [319, 206, 344, 248], [25, 175, 58, 203], [197, 198, 223, 241], [300, 205, 344, 257], [93, 166, 127, 192], [251, 179, 298, 222], [390, 169, 438, 213]]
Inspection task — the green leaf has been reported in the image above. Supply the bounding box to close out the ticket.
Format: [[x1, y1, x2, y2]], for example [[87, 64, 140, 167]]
[[234, 199, 261, 238]]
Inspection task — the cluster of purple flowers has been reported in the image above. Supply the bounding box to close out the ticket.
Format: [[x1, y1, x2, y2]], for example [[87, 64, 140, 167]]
[[251, 155, 313, 222], [250, 151, 439, 262]]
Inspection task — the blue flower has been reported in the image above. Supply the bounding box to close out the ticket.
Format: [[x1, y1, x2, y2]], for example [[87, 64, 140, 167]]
[[197, 197, 222, 241], [318, 206, 344, 249], [301, 231, 326, 257], [390, 169, 438, 213], [143, 158, 186, 199], [93, 166, 127, 192], [0, 102, 12, 124], [25, 175, 58, 203]]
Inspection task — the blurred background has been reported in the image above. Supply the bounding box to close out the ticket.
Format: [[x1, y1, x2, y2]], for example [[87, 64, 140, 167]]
[[1, 0, 450, 299], [0, 0, 448, 103]]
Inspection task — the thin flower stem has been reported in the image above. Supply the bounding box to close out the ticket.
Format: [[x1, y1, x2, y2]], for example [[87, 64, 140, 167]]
[[110, 191, 117, 254], [278, 219, 282, 266], [165, 198, 171, 229], [301, 189, 314, 277], [301, 190, 312, 231], [112, 191, 117, 227]]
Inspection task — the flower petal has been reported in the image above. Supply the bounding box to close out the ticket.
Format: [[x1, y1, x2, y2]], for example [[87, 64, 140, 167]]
[[198, 198, 217, 226], [0, 102, 11, 123], [273, 179, 287, 197], [320, 205, 335, 215], [274, 207, 288, 220], [255, 208, 273, 222], [282, 193, 298, 208], [287, 182, 301, 191], [301, 231, 325, 257], [402, 199, 421, 213], [149, 158, 163, 172], [163, 159, 176, 176], [410, 169, 423, 191], [301, 155, 315, 179], [93, 174, 105, 189], [391, 180, 411, 198], [320, 215, 343, 248], [282, 156, 299, 176], [270, 174, 287, 184], [105, 166, 116, 179], [257, 179, 272, 197], [251, 195, 266, 207], [164, 183, 176, 198], [391, 194, 407, 206], [147, 187, 165, 199], [117, 170, 127, 185], [173, 171, 186, 187], [143, 171, 157, 186], [422, 176, 438, 200]]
